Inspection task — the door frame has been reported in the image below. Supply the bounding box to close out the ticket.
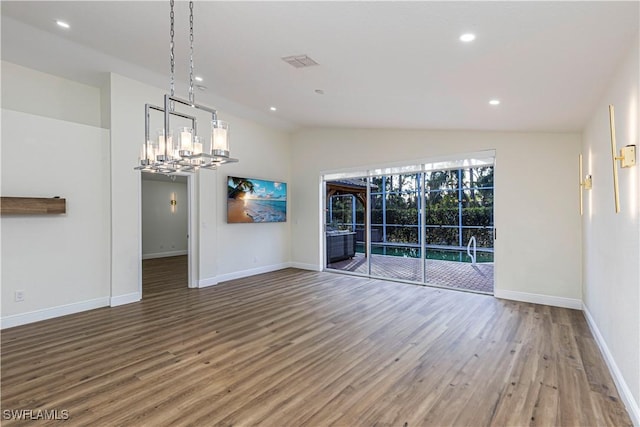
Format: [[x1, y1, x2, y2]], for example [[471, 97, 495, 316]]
[[139, 172, 197, 298]]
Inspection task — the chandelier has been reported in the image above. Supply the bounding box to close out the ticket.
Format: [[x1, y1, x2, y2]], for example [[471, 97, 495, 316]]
[[136, 0, 238, 174]]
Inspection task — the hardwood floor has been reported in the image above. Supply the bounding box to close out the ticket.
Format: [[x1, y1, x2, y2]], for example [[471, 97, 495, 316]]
[[1, 256, 632, 426], [328, 253, 494, 294]]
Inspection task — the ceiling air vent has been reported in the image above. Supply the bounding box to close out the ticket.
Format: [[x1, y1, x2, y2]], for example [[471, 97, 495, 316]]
[[281, 54, 319, 68]]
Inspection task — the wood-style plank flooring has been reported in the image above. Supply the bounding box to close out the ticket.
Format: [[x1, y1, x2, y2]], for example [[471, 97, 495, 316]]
[[328, 253, 494, 294], [1, 256, 632, 426]]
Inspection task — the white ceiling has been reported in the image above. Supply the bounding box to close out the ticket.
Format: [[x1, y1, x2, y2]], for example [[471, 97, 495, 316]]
[[2, 1, 639, 132]]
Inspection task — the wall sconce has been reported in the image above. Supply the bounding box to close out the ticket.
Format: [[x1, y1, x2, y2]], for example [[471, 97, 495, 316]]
[[609, 104, 637, 213], [579, 154, 592, 216], [170, 192, 177, 213]]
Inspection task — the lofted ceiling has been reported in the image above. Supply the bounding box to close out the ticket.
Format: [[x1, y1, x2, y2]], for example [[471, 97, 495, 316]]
[[1, 1, 639, 132]]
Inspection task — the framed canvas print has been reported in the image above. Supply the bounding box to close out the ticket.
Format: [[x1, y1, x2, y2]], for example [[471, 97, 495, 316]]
[[227, 176, 287, 223]]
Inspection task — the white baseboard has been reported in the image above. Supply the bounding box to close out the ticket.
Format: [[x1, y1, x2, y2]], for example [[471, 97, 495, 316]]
[[583, 304, 640, 426], [110, 292, 141, 307], [494, 289, 582, 310], [199, 262, 294, 288], [290, 262, 322, 271], [217, 262, 292, 283], [142, 250, 188, 260], [198, 277, 220, 288], [1, 297, 110, 329]]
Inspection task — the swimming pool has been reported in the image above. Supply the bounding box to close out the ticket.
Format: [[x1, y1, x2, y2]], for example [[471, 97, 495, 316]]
[[355, 243, 494, 263]]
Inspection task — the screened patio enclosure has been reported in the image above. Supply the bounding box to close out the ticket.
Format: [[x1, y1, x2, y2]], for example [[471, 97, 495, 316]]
[[324, 155, 494, 294]]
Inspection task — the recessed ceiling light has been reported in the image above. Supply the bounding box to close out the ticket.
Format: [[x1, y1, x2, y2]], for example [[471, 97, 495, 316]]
[[489, 99, 500, 106], [269, 106, 277, 112], [195, 76, 203, 82], [56, 20, 70, 29], [459, 33, 475, 42]]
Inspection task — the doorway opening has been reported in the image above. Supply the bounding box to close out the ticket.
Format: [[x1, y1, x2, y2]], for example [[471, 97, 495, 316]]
[[140, 172, 193, 298], [323, 153, 494, 294]]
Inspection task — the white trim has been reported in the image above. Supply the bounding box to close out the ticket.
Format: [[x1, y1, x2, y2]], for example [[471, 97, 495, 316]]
[[291, 262, 322, 271], [494, 289, 582, 310], [110, 292, 141, 307], [139, 171, 196, 294], [187, 173, 198, 288], [216, 262, 291, 283], [319, 177, 326, 270], [198, 277, 220, 288], [583, 304, 640, 426], [137, 170, 143, 310], [142, 250, 188, 260], [1, 297, 109, 329], [199, 263, 293, 288], [321, 149, 496, 178]]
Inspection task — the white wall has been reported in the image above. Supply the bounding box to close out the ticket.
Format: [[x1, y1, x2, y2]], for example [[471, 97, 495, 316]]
[[1, 62, 110, 327], [208, 115, 292, 283], [0, 63, 291, 324], [108, 73, 153, 303], [1, 110, 111, 327], [582, 35, 640, 423], [1, 61, 103, 128], [291, 129, 583, 305], [141, 178, 188, 259], [108, 73, 291, 294]]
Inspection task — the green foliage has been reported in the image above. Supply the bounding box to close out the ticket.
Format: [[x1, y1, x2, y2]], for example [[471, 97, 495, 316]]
[[328, 195, 355, 230], [327, 167, 494, 248], [426, 227, 459, 246], [462, 207, 493, 226]]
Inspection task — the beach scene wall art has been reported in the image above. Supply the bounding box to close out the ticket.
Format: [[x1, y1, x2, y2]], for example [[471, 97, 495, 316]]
[[227, 176, 287, 223]]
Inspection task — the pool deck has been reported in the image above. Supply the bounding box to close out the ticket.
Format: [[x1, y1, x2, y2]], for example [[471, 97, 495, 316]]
[[327, 253, 494, 294]]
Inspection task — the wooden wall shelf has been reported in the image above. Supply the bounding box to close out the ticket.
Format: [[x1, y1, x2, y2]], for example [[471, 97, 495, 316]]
[[1, 197, 66, 215]]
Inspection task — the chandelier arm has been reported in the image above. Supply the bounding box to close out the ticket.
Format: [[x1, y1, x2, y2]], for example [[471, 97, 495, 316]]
[[148, 105, 197, 122], [167, 94, 218, 116], [144, 104, 151, 162], [164, 94, 172, 159]]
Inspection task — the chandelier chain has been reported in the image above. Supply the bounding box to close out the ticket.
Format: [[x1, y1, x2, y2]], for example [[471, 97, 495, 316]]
[[136, 0, 237, 174], [169, 0, 175, 98], [188, 1, 194, 104]]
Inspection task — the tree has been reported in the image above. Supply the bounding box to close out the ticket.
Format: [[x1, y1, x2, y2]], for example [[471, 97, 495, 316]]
[[228, 177, 255, 199]]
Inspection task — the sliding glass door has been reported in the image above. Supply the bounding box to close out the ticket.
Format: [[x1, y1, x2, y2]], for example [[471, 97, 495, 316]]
[[324, 177, 368, 275], [323, 153, 495, 294], [424, 166, 494, 292], [369, 173, 422, 282]]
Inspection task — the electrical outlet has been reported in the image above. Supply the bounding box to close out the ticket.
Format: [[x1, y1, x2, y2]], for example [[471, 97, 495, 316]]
[[15, 290, 25, 302]]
